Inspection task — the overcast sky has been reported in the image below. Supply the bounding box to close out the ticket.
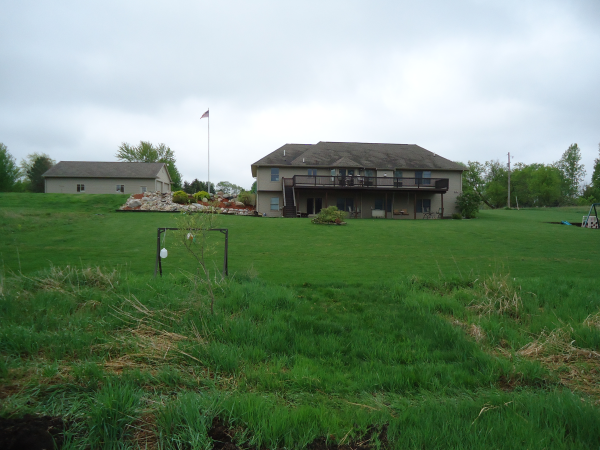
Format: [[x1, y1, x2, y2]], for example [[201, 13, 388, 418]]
[[2, 0, 599, 189]]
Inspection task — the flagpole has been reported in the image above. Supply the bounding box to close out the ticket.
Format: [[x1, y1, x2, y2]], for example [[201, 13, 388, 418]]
[[208, 109, 210, 195], [201, 109, 210, 195]]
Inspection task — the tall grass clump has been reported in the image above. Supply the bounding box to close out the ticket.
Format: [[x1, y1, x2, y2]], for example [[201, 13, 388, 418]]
[[469, 273, 522, 318], [87, 381, 142, 449], [157, 392, 222, 450]]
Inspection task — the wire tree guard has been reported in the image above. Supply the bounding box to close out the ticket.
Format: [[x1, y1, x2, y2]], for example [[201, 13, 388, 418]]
[[154, 227, 229, 278]]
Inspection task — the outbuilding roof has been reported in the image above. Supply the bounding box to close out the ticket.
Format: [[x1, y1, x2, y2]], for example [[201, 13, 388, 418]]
[[251, 141, 464, 177], [43, 161, 171, 181]]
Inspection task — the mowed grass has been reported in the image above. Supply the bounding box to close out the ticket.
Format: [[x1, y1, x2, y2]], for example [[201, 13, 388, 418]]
[[1, 193, 600, 449], [1, 193, 599, 282]]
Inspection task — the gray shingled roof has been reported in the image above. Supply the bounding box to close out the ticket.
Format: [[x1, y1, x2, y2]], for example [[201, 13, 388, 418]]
[[43, 161, 170, 180], [251, 142, 464, 176]]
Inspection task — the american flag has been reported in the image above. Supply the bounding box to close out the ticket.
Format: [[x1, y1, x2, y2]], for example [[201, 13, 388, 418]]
[[200, 110, 209, 119]]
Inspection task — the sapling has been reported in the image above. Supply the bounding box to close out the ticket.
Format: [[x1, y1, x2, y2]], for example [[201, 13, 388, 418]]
[[175, 203, 221, 313]]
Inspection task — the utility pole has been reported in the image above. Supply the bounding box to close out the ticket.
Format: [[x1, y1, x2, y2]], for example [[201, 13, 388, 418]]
[[507, 152, 511, 209]]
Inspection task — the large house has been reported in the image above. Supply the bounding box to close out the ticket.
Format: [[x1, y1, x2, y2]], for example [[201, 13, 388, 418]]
[[251, 142, 464, 219], [43, 161, 172, 194]]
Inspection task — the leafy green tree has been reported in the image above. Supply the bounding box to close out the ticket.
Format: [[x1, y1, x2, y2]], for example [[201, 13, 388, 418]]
[[483, 160, 509, 208], [251, 181, 257, 194], [510, 164, 562, 207], [116, 141, 182, 190], [555, 143, 586, 201], [588, 143, 600, 201], [183, 179, 214, 194], [460, 161, 494, 208], [215, 181, 243, 196], [0, 143, 21, 192], [20, 153, 55, 193]]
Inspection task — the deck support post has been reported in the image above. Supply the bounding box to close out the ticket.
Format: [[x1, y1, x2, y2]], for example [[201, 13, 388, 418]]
[[361, 192, 363, 218], [441, 193, 444, 218], [385, 192, 388, 219], [414, 193, 417, 220]]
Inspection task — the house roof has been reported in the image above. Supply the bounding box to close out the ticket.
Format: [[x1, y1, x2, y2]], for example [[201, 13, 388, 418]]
[[43, 161, 171, 181], [251, 142, 464, 176]]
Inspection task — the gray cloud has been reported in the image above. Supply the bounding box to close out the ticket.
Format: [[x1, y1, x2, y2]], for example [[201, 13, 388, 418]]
[[1, 0, 599, 188]]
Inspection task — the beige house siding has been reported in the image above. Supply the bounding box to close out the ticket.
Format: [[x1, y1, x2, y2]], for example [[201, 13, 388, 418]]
[[257, 191, 284, 217], [255, 168, 462, 218], [45, 177, 169, 194]]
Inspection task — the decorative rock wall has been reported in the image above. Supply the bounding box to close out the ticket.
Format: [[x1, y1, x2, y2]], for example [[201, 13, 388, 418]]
[[120, 192, 257, 215]]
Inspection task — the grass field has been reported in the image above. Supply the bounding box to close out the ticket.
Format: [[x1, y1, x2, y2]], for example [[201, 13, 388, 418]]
[[1, 193, 600, 449]]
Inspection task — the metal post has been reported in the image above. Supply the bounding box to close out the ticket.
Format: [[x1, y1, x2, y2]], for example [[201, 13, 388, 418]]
[[154, 228, 161, 277], [223, 229, 228, 275], [507, 152, 511, 209]]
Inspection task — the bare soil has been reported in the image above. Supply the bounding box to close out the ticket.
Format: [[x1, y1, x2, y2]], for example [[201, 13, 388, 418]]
[[0, 414, 67, 450]]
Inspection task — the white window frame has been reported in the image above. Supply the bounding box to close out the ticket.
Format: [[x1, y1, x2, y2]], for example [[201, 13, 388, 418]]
[[77, 184, 85, 192], [270, 197, 279, 210], [141, 186, 147, 193]]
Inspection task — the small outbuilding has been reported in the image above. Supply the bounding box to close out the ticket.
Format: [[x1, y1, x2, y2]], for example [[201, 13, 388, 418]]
[[42, 161, 172, 194]]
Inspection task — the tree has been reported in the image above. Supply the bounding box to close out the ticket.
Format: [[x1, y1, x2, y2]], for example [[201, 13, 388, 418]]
[[215, 181, 243, 196], [483, 160, 509, 208], [0, 143, 21, 192], [251, 181, 257, 194], [589, 143, 600, 201], [182, 179, 214, 194], [460, 161, 494, 208], [21, 153, 55, 193], [555, 143, 586, 201], [116, 141, 182, 190]]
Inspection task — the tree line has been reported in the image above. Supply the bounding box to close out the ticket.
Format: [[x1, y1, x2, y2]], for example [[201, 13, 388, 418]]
[[459, 143, 600, 216], [0, 141, 253, 195]]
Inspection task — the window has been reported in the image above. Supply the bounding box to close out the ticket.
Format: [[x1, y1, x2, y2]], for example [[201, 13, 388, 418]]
[[141, 186, 147, 193], [337, 198, 354, 212], [416, 199, 431, 213], [394, 170, 403, 178], [270, 197, 279, 210], [374, 198, 392, 212], [77, 184, 85, 192], [365, 169, 376, 186], [307, 198, 322, 214], [415, 171, 431, 185], [308, 169, 317, 176], [271, 168, 279, 182], [116, 185, 124, 193]]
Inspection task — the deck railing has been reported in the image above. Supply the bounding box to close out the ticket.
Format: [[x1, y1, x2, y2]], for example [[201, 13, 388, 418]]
[[292, 175, 449, 190]]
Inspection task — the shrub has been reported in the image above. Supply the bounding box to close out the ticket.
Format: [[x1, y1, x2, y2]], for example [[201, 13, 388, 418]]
[[237, 191, 256, 206], [193, 191, 211, 202], [311, 206, 347, 224], [456, 191, 480, 219], [172, 190, 191, 204], [451, 213, 462, 220]]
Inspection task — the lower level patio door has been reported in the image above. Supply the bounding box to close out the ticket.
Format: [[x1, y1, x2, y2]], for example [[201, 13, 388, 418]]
[[307, 198, 323, 214]]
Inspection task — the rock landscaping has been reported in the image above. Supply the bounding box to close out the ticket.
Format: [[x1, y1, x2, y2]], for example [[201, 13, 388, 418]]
[[120, 191, 257, 215]]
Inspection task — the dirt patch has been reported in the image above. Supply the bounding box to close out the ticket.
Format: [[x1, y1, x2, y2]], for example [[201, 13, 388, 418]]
[[0, 414, 67, 450]]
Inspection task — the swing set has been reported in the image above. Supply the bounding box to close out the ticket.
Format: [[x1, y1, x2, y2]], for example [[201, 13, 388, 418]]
[[582, 204, 600, 229], [154, 227, 229, 277]]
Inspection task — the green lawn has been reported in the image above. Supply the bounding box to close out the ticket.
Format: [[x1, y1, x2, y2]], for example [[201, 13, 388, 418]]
[[1, 193, 600, 449], [1, 193, 598, 283]]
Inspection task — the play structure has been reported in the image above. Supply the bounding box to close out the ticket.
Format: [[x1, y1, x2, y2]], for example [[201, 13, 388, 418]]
[[582, 204, 600, 229]]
